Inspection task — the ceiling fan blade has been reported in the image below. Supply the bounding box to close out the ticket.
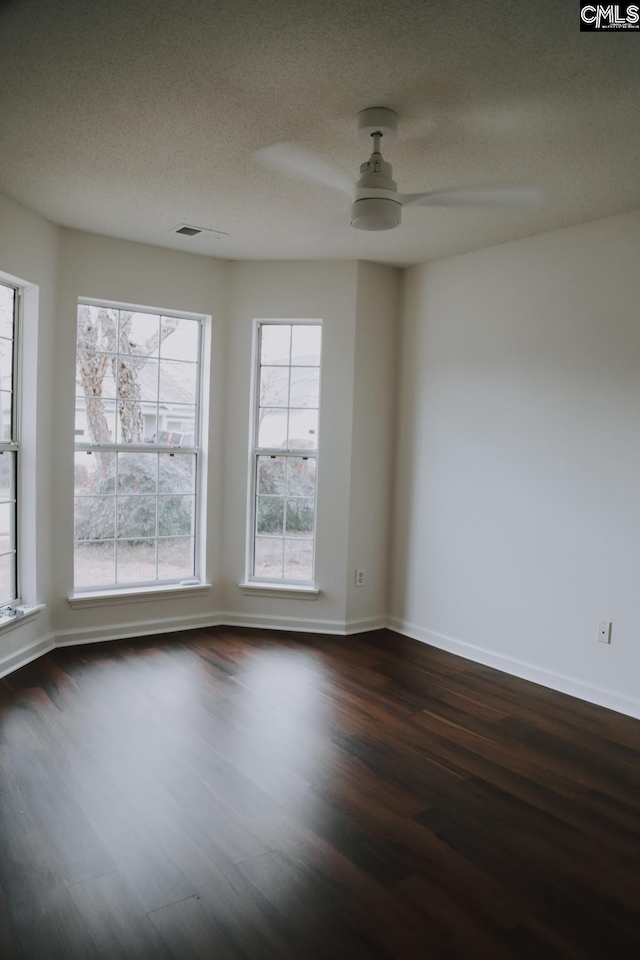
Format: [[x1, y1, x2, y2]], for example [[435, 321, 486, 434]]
[[401, 185, 542, 208], [254, 142, 354, 196]]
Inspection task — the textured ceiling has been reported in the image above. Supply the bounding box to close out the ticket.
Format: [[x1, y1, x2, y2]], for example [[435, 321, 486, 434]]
[[0, 0, 638, 266]]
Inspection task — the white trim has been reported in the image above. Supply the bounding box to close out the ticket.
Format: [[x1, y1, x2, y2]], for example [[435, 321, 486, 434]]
[[344, 615, 387, 635], [67, 582, 212, 609], [55, 612, 223, 647], [387, 616, 640, 721], [54, 611, 370, 647], [0, 632, 54, 679], [0, 603, 45, 636], [238, 581, 320, 600], [219, 610, 349, 634]]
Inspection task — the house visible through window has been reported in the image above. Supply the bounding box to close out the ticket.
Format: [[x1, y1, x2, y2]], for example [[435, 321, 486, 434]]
[[73, 301, 203, 589], [0, 281, 19, 606], [250, 321, 322, 583]]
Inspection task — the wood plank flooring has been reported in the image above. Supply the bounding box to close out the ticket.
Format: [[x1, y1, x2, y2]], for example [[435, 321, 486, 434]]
[[1, 626, 639, 958]]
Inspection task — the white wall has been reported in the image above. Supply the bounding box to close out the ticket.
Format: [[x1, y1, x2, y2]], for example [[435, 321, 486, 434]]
[[390, 210, 640, 718], [346, 261, 399, 627], [0, 192, 58, 669], [52, 229, 229, 644]]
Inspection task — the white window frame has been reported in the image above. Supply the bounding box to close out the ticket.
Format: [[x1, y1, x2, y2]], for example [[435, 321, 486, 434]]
[[73, 297, 207, 593], [246, 318, 322, 587], [0, 279, 20, 610]]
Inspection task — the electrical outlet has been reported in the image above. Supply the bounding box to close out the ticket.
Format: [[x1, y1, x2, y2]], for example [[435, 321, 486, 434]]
[[355, 568, 365, 588], [597, 620, 612, 644]]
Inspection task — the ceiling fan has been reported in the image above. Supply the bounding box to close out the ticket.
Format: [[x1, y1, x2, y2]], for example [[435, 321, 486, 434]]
[[255, 107, 541, 232]]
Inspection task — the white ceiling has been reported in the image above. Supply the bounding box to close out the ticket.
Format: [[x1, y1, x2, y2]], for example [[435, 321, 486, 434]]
[[0, 0, 638, 266]]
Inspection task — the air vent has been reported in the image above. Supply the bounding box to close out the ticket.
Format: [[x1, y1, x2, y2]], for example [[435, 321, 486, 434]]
[[174, 224, 230, 239]]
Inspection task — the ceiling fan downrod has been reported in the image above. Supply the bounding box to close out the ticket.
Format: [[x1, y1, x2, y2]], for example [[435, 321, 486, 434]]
[[350, 109, 402, 231]]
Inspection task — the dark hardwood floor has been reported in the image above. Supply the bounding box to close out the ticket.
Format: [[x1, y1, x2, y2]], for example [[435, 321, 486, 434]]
[[1, 627, 639, 959]]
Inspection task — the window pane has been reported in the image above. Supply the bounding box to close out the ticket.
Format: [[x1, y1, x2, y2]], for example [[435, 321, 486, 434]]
[[0, 501, 14, 553], [257, 496, 284, 536], [0, 392, 11, 441], [261, 325, 290, 365], [159, 360, 197, 405], [286, 457, 316, 498], [0, 285, 14, 340], [116, 496, 156, 539], [0, 451, 16, 500], [160, 317, 199, 362], [257, 456, 285, 495], [117, 452, 157, 494], [252, 323, 321, 583], [291, 326, 321, 366], [115, 401, 156, 444], [284, 540, 313, 581], [158, 537, 194, 580], [76, 353, 116, 398], [121, 312, 160, 357], [74, 302, 201, 590], [0, 338, 13, 391], [0, 551, 16, 604], [74, 451, 116, 496], [289, 368, 319, 408], [259, 366, 289, 407], [159, 454, 196, 494], [258, 409, 287, 449], [285, 498, 314, 538], [153, 405, 196, 447], [254, 537, 284, 579], [116, 540, 156, 583], [158, 495, 194, 537], [76, 397, 117, 445], [117, 357, 158, 401], [74, 497, 116, 540], [288, 409, 318, 449], [74, 542, 115, 587], [77, 304, 118, 354]]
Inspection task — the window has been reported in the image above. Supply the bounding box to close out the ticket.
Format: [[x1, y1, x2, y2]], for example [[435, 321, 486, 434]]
[[0, 281, 18, 606], [249, 321, 322, 583], [73, 301, 203, 590]]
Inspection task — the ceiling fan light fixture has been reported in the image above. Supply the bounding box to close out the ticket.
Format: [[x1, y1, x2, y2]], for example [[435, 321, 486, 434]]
[[350, 197, 401, 231]]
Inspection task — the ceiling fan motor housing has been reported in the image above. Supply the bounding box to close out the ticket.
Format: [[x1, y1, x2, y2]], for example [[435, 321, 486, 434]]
[[351, 197, 401, 231], [351, 150, 401, 230]]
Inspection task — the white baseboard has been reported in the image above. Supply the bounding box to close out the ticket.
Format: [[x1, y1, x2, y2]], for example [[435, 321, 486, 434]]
[[387, 616, 640, 721], [54, 610, 384, 650], [55, 612, 224, 648], [344, 616, 387, 635], [217, 611, 385, 636], [0, 633, 55, 679]]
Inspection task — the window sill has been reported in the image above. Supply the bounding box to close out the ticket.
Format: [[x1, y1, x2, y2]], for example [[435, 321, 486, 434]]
[[238, 582, 320, 600], [68, 583, 212, 609], [0, 603, 46, 634]]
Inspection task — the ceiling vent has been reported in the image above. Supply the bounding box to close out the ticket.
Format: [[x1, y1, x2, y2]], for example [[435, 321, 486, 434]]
[[174, 224, 230, 239]]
